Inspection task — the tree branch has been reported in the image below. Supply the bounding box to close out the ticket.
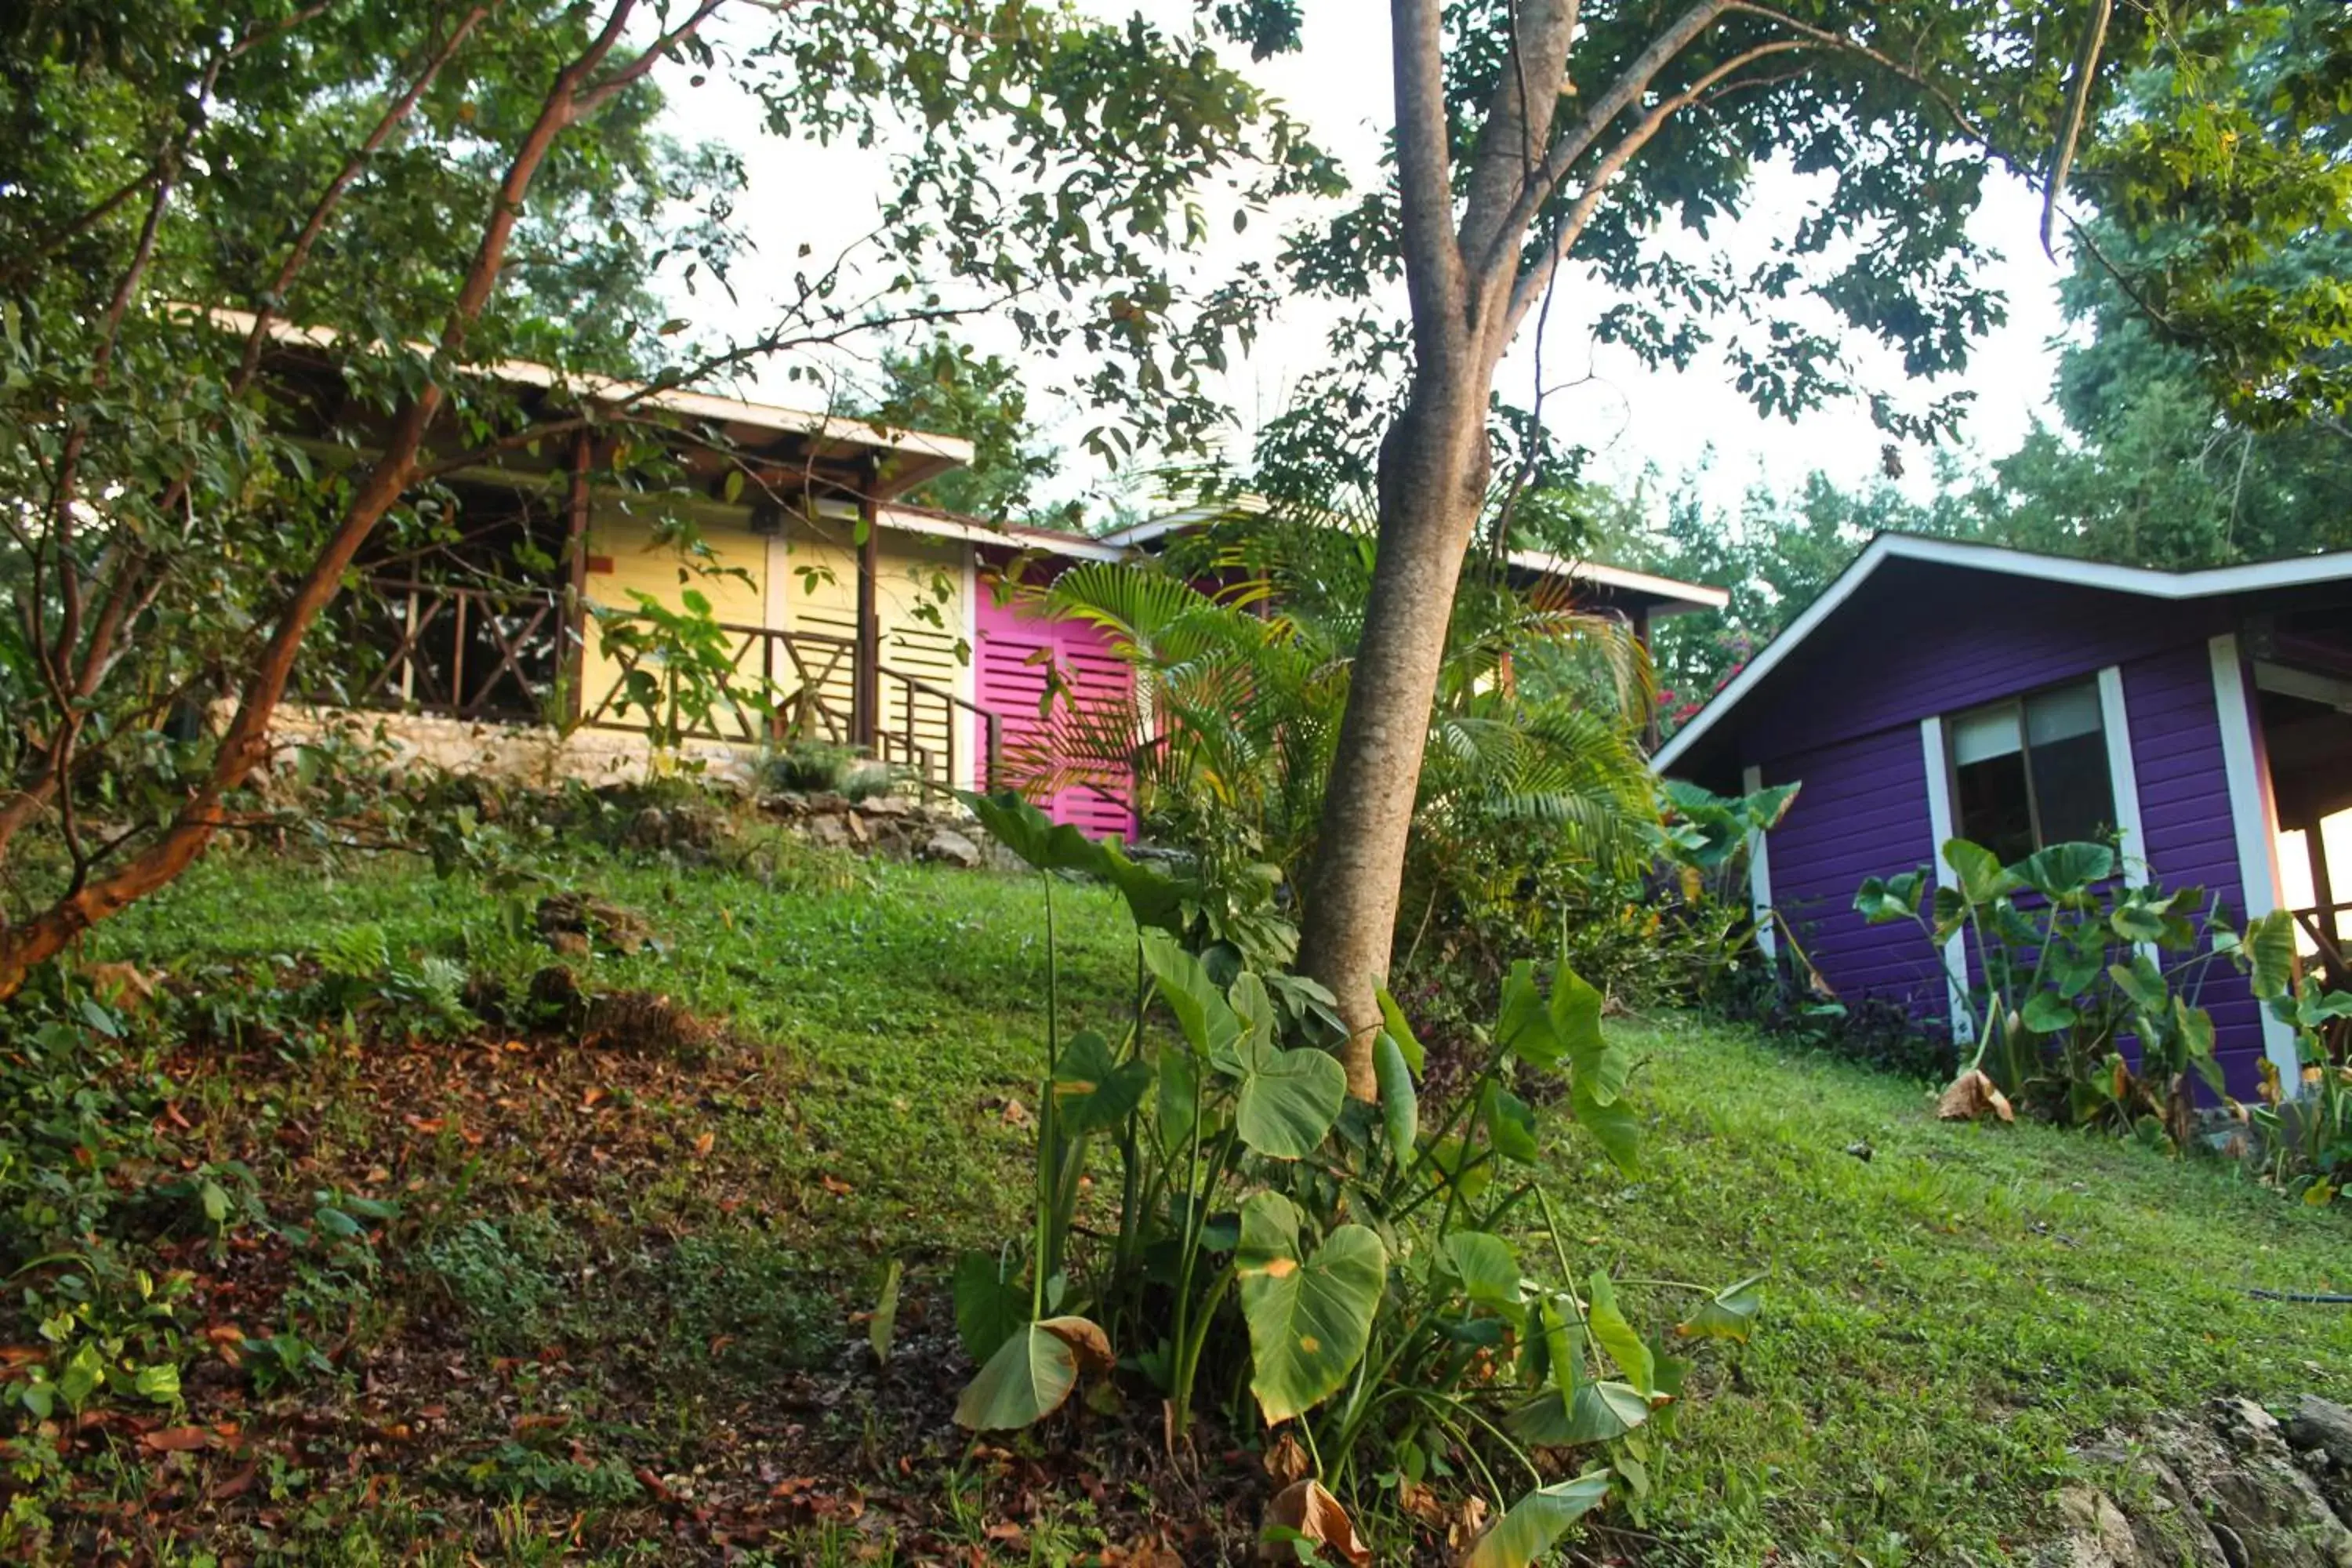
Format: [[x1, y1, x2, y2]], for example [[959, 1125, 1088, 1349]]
[[234, 6, 492, 393], [1504, 39, 1810, 336], [1389, 0, 1468, 354]]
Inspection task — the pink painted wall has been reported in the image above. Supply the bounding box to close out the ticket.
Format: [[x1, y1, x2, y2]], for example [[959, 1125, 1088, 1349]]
[[975, 557, 1138, 838]]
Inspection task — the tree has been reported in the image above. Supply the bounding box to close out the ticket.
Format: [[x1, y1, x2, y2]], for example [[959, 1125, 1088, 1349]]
[[866, 337, 1072, 528], [0, 0, 1326, 997], [1238, 0, 2205, 1092]]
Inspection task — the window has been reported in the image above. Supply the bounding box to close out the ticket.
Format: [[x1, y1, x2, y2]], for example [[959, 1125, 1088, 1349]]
[[1948, 679, 2116, 862]]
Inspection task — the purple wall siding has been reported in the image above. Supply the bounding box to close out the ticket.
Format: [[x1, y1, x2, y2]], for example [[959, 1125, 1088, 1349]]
[[1759, 726, 1951, 1024], [2121, 646, 2267, 1097], [1715, 566, 2231, 769]]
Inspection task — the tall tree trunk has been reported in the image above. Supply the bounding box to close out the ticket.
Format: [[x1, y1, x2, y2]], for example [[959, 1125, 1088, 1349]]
[[1298, 369, 1494, 1094]]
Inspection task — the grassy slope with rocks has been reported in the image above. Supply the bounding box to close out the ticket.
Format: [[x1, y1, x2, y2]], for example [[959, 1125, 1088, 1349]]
[[1, 839, 2343, 1564]]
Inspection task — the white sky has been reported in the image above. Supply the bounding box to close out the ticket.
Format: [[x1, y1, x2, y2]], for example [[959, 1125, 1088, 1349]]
[[652, 0, 2078, 521]]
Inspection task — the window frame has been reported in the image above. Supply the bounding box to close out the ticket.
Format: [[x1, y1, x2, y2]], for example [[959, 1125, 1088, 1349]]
[[1943, 677, 2116, 858]]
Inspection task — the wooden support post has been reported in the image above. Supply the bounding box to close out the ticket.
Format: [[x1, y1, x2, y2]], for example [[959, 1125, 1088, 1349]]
[[854, 481, 880, 749], [564, 430, 593, 725]]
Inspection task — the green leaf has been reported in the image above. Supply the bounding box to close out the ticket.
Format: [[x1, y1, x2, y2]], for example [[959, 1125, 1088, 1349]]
[[869, 1259, 902, 1365], [1373, 1030, 1417, 1163], [1570, 1078, 1640, 1174], [1942, 838, 2020, 906], [2109, 897, 2166, 945], [132, 1363, 181, 1403], [1497, 960, 1560, 1065], [1232, 1036, 1346, 1160], [1460, 1471, 1614, 1568], [1139, 930, 1241, 1063], [2020, 992, 2079, 1035], [1584, 1273, 1653, 1396], [954, 1322, 1078, 1430], [1675, 1273, 1766, 1343], [1853, 869, 1927, 924], [1508, 1379, 1650, 1446], [1236, 1192, 1386, 1423], [956, 789, 1099, 875], [1051, 1030, 1152, 1135], [2244, 909, 2298, 1001], [1375, 987, 1425, 1074], [952, 1250, 1028, 1365], [2108, 954, 2169, 1014], [1482, 1083, 1541, 1163], [1439, 1231, 1523, 1317], [2013, 841, 2114, 901]]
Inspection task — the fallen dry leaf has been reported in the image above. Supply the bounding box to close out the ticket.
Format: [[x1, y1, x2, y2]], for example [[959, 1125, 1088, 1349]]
[[1261, 1479, 1370, 1568], [819, 1174, 854, 1197], [140, 1426, 213, 1453], [691, 1131, 715, 1159], [1936, 1069, 2015, 1123]]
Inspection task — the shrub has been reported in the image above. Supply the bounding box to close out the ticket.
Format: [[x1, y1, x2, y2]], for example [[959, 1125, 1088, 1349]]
[[1857, 837, 2292, 1144], [948, 790, 1760, 1563]]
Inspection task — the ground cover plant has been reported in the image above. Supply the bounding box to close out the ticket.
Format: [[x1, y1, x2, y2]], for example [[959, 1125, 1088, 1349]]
[[0, 816, 2342, 1563]]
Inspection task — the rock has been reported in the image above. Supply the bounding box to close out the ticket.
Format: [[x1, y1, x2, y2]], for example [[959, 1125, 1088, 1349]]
[[527, 964, 588, 1032], [919, 828, 983, 868], [2286, 1397, 2352, 1471], [802, 813, 853, 850], [2064, 1399, 2352, 1568], [546, 929, 590, 959], [2059, 1485, 2147, 1568], [843, 810, 870, 848], [624, 805, 670, 849], [857, 794, 914, 818]]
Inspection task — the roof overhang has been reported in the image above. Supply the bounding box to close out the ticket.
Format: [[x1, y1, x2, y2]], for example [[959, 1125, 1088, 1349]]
[[1651, 533, 2352, 775], [194, 306, 975, 500], [1098, 505, 1728, 616]]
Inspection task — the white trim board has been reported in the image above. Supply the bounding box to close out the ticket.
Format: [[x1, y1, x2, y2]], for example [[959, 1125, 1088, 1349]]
[[1653, 533, 2352, 775], [2096, 666, 2150, 890], [1742, 764, 1778, 961], [1918, 717, 1974, 1044], [2209, 634, 2301, 1087]]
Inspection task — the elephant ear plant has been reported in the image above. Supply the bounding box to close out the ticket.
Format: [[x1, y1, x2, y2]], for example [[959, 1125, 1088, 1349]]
[[1857, 837, 2295, 1146], [951, 790, 1762, 1563]]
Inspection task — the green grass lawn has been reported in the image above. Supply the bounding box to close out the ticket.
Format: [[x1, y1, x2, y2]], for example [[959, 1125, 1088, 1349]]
[[20, 839, 2352, 1564]]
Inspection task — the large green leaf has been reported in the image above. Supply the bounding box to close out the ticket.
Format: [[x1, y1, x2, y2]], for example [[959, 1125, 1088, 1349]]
[[1052, 1030, 1153, 1135], [1138, 930, 1241, 1063], [1232, 1036, 1346, 1160], [1942, 838, 2020, 906], [1508, 1379, 1650, 1446], [1481, 1083, 1541, 1163], [954, 1321, 1077, 1430], [1236, 1192, 1386, 1423], [956, 789, 1096, 875], [1854, 869, 1927, 925], [952, 1250, 1029, 1364], [2108, 953, 2169, 1013], [1439, 1231, 1523, 1318], [1584, 1273, 1653, 1396], [1675, 1273, 1766, 1343], [2245, 909, 2299, 1001], [2020, 991, 2080, 1036], [1496, 960, 1559, 1065], [1375, 986, 1425, 1074], [2013, 841, 2115, 902], [1571, 1076, 1639, 1174], [1460, 1471, 1614, 1568], [1373, 1029, 1417, 1163]]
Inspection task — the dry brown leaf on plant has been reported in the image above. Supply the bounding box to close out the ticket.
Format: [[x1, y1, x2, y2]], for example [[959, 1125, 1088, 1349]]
[[1263, 1428, 1310, 1487], [1260, 1479, 1371, 1567]]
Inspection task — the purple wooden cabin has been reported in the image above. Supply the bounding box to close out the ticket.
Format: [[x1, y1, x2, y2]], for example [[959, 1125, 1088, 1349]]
[[1653, 535, 2352, 1096]]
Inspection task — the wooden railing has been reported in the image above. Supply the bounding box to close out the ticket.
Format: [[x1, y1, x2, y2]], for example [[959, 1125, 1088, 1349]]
[[333, 579, 1002, 795], [340, 580, 572, 725], [2290, 900, 2350, 988]]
